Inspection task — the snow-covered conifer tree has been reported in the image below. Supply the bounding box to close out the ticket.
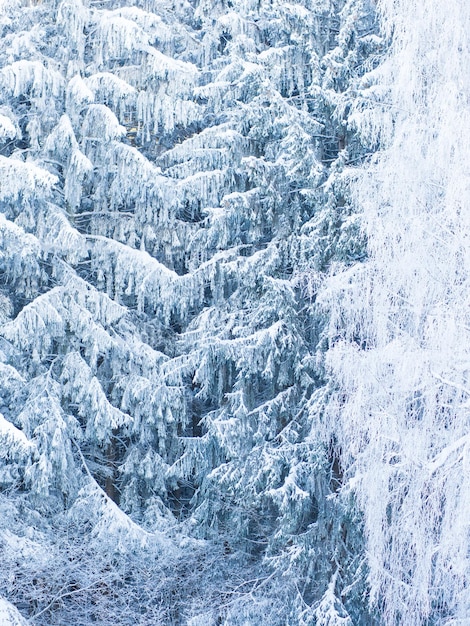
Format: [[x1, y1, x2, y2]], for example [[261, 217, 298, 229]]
[[0, 0, 379, 623]]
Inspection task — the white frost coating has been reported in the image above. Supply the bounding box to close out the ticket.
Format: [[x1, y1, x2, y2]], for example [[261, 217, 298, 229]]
[[1, 274, 125, 361], [142, 48, 197, 95], [90, 236, 178, 313], [66, 74, 94, 105], [160, 125, 245, 170], [70, 482, 177, 555], [95, 14, 149, 65], [81, 105, 124, 162], [81, 104, 125, 142], [0, 598, 28, 626], [217, 11, 252, 37], [106, 7, 172, 49], [0, 413, 33, 460], [65, 148, 93, 210], [84, 72, 136, 115], [45, 114, 79, 158], [89, 235, 211, 324], [1, 288, 66, 358], [45, 117, 93, 210], [56, 0, 89, 68], [0, 60, 63, 99], [164, 148, 231, 180], [65, 74, 94, 124], [1, 529, 49, 565], [313, 572, 352, 625], [61, 352, 132, 443], [18, 383, 77, 497], [136, 91, 199, 136], [107, 142, 162, 208], [0, 214, 41, 296], [0, 156, 57, 204], [0, 362, 24, 389], [59, 270, 127, 328], [177, 169, 226, 209], [40, 204, 88, 263], [325, 0, 470, 623], [0, 115, 16, 141]]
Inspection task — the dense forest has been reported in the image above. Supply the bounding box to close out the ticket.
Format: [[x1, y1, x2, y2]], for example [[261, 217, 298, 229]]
[[0, 0, 468, 624]]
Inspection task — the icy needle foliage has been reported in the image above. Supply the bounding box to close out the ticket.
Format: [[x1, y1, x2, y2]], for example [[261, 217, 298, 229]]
[[0, 0, 380, 623]]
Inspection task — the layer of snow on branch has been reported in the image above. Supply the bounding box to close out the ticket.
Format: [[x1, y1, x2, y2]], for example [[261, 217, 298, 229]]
[[0, 598, 28, 626]]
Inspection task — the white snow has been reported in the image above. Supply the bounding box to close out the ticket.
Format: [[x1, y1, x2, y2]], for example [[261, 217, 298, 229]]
[[324, 0, 470, 622], [0, 599, 28, 626]]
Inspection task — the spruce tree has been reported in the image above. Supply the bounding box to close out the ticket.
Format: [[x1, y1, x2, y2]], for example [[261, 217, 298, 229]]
[[0, 0, 379, 623]]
